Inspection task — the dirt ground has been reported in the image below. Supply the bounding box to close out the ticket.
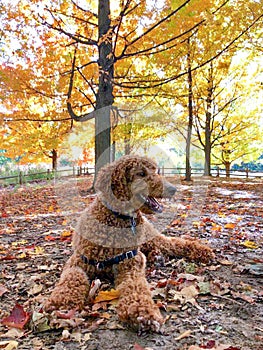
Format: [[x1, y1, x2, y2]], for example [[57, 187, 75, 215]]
[[0, 176, 262, 350]]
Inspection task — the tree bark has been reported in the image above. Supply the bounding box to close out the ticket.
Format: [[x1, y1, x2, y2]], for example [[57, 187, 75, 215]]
[[185, 37, 193, 181], [204, 63, 213, 176], [95, 0, 114, 176], [225, 161, 231, 177], [52, 149, 58, 171]]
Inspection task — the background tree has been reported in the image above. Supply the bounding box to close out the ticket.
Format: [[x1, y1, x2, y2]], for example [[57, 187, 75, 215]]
[[157, 0, 263, 178], [0, 0, 262, 176], [0, 64, 72, 169]]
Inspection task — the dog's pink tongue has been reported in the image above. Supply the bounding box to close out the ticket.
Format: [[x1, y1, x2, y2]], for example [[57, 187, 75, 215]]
[[147, 196, 163, 213]]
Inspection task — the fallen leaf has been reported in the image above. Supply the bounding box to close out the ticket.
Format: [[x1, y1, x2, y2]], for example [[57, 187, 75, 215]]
[[60, 230, 72, 238], [219, 259, 233, 266], [17, 252, 27, 259], [156, 278, 168, 288], [224, 223, 236, 229], [188, 342, 241, 350], [31, 311, 50, 332], [192, 221, 201, 227], [197, 281, 211, 295], [211, 224, 222, 231], [134, 344, 145, 350], [28, 284, 43, 296], [88, 279, 101, 300], [86, 318, 105, 332], [1, 304, 31, 330], [107, 320, 125, 330], [61, 329, 71, 341], [71, 331, 82, 342], [177, 273, 204, 282], [0, 284, 8, 297], [0, 340, 19, 350], [94, 289, 120, 303], [244, 263, 263, 275], [83, 333, 92, 341], [48, 205, 54, 212], [56, 309, 77, 319], [44, 235, 57, 241], [175, 329, 191, 340], [171, 285, 200, 307], [0, 328, 24, 339], [231, 292, 254, 304], [241, 240, 258, 249]]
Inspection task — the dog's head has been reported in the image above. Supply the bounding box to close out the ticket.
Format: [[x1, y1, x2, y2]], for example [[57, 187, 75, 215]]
[[95, 155, 176, 215]]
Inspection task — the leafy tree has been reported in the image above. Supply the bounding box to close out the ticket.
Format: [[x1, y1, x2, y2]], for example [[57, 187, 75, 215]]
[[160, 0, 263, 178], [0, 64, 72, 169], [210, 53, 263, 176], [1, 0, 263, 177], [0, 0, 220, 174]]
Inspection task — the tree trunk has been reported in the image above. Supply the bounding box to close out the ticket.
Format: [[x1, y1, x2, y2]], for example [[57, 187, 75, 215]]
[[225, 161, 231, 177], [185, 38, 193, 181], [52, 149, 58, 171], [124, 137, 131, 155], [111, 140, 116, 161], [204, 137, 211, 176], [204, 63, 213, 176], [95, 0, 114, 176]]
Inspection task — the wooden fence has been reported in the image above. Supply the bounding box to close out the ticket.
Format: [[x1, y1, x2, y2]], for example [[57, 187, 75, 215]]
[[159, 166, 262, 178], [0, 166, 262, 186], [0, 166, 95, 186]]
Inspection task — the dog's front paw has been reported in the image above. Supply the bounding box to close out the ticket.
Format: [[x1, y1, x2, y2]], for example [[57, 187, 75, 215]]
[[195, 244, 215, 263], [117, 296, 164, 333], [137, 314, 164, 333]]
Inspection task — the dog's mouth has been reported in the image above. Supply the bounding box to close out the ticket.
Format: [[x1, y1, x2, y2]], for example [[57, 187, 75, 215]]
[[139, 194, 163, 213]]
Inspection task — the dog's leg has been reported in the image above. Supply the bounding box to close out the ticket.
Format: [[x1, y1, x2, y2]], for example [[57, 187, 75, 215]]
[[141, 234, 215, 263], [115, 252, 164, 332], [44, 255, 90, 311]]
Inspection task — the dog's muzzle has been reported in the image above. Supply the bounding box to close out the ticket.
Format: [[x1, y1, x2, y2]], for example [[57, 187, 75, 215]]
[[163, 180, 177, 197], [138, 180, 176, 213]]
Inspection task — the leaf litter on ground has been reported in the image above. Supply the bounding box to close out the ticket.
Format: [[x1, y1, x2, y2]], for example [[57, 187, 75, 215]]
[[0, 176, 262, 349]]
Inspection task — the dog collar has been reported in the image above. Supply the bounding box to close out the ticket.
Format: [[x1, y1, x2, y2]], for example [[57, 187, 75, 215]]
[[103, 201, 137, 235], [81, 249, 138, 270], [111, 210, 137, 235]]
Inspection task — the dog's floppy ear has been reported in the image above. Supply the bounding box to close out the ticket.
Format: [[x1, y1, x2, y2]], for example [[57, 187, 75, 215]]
[[111, 162, 131, 200], [94, 162, 115, 197], [94, 160, 131, 201]]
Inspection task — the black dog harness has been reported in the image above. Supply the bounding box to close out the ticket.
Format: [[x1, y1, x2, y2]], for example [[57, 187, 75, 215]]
[[81, 249, 138, 270]]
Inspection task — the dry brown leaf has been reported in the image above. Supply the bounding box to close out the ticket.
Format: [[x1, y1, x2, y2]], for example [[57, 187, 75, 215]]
[[0, 341, 19, 350], [0, 284, 8, 297], [174, 329, 192, 340], [28, 284, 43, 296], [0, 328, 24, 339]]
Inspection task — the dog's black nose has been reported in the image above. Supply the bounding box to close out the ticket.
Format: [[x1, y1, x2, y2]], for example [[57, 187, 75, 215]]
[[163, 181, 177, 197]]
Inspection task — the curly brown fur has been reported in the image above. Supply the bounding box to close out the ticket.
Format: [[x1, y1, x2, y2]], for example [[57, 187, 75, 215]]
[[44, 155, 214, 331]]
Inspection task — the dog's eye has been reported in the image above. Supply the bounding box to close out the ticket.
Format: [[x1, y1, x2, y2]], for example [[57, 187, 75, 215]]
[[137, 171, 146, 177]]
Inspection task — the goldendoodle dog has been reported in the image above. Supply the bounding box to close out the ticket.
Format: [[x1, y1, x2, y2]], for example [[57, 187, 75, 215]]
[[44, 155, 214, 332]]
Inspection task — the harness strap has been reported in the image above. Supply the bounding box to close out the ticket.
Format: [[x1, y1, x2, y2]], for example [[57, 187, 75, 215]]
[[81, 249, 138, 270]]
